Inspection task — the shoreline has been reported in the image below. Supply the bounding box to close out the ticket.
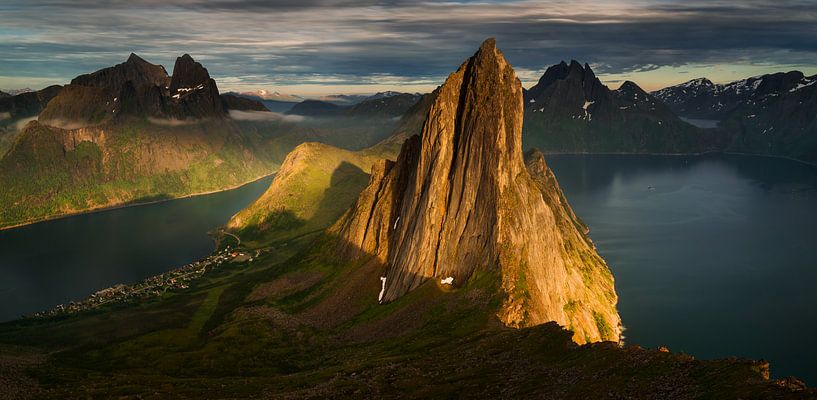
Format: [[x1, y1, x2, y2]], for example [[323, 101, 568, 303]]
[[539, 150, 817, 167], [0, 171, 277, 232], [2, 150, 814, 232]]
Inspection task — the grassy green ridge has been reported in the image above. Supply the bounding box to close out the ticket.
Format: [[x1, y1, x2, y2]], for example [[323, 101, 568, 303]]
[[0, 117, 279, 229], [227, 141, 398, 247], [0, 112, 408, 230], [226, 92, 433, 248]]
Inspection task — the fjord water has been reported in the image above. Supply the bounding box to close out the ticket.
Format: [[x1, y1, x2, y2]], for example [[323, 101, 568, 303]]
[[548, 154, 817, 384], [0, 176, 272, 322]]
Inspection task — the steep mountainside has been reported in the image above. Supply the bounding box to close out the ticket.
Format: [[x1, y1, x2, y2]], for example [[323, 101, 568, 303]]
[[39, 53, 240, 126], [0, 54, 277, 229], [288, 93, 421, 118], [220, 93, 270, 111], [652, 72, 814, 120], [0, 40, 811, 399], [346, 92, 422, 118], [0, 85, 62, 121], [654, 72, 817, 162], [225, 91, 296, 113], [287, 99, 342, 116], [522, 61, 724, 154], [330, 40, 620, 343], [227, 92, 434, 247], [0, 85, 64, 154]]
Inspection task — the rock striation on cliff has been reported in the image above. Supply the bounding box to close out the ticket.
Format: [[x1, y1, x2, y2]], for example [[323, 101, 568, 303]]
[[330, 39, 621, 343]]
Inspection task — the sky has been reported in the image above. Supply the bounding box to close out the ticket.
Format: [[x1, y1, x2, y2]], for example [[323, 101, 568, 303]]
[[1, 0, 816, 96]]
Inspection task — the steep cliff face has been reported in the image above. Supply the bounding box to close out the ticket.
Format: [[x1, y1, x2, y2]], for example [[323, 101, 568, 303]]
[[39, 53, 232, 127], [0, 54, 275, 229], [226, 94, 433, 246], [166, 54, 226, 118], [522, 60, 725, 154], [0, 85, 62, 121], [653, 72, 817, 162], [330, 39, 620, 343]]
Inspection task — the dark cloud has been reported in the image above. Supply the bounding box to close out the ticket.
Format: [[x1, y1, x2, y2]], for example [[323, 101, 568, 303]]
[[0, 0, 815, 92]]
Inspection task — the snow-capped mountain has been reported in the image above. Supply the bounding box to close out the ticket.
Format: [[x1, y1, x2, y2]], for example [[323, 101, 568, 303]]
[[522, 60, 723, 153], [652, 72, 815, 120], [235, 89, 303, 103]]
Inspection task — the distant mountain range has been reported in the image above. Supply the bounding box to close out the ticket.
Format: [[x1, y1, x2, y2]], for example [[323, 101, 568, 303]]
[[0, 56, 426, 229], [235, 89, 303, 103], [653, 72, 817, 162], [286, 92, 421, 118], [3, 40, 806, 399], [652, 73, 816, 120], [522, 60, 724, 154], [0, 85, 64, 154], [0, 53, 279, 229], [1, 88, 36, 96], [518, 60, 817, 163], [226, 90, 421, 114], [2, 51, 816, 230]]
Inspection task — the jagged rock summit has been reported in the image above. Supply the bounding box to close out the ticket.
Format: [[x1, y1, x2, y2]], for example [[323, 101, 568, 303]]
[[37, 53, 261, 128], [331, 39, 621, 343], [522, 59, 723, 154]]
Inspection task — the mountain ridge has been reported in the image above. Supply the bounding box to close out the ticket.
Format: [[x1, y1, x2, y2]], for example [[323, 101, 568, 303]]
[[522, 60, 725, 154], [653, 72, 817, 162], [0, 54, 277, 229], [0, 40, 812, 399], [329, 39, 620, 343]]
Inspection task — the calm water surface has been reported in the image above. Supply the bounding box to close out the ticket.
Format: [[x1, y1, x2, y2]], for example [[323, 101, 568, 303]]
[[548, 154, 817, 384], [0, 176, 271, 322], [679, 117, 720, 128]]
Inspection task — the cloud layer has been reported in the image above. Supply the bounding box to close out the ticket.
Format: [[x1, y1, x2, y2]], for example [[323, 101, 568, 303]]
[[1, 0, 815, 93]]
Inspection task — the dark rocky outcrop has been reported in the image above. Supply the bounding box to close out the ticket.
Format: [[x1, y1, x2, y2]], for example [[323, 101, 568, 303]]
[[654, 72, 817, 163], [522, 61, 725, 154], [330, 39, 621, 343], [0, 85, 62, 121], [346, 93, 422, 118], [220, 93, 270, 112], [0, 54, 276, 229], [38, 53, 227, 127], [71, 53, 169, 93], [287, 94, 421, 119], [652, 72, 812, 120], [166, 54, 225, 118], [287, 100, 342, 116]]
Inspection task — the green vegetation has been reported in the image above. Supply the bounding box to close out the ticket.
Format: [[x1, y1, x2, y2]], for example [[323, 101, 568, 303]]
[[0, 118, 279, 229], [593, 311, 614, 342], [0, 231, 799, 398], [228, 140, 400, 247], [0, 111, 410, 230]]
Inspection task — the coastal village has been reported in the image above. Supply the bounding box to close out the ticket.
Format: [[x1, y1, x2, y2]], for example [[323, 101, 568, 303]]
[[31, 245, 258, 318]]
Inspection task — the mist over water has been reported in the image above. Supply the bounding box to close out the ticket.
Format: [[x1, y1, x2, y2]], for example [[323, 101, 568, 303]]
[[548, 154, 817, 385], [0, 176, 272, 322]]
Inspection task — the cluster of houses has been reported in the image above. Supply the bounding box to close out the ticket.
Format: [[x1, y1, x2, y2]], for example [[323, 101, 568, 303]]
[[30, 246, 256, 318]]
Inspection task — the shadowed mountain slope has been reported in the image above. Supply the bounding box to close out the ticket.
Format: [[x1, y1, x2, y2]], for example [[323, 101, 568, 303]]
[[522, 61, 725, 154], [227, 92, 435, 247], [0, 40, 812, 399], [0, 54, 275, 229], [654, 72, 817, 163], [330, 39, 620, 343]]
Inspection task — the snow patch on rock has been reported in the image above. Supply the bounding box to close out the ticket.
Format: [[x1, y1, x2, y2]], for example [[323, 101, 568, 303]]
[[378, 277, 387, 303]]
